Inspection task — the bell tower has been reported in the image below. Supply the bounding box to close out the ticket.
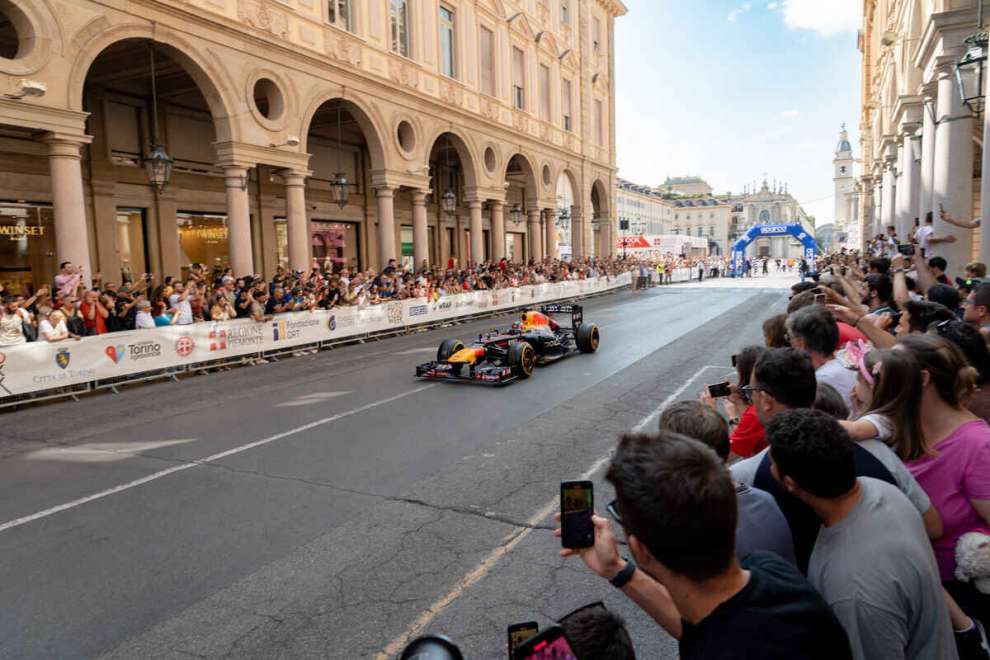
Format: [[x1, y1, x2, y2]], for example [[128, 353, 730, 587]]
[[833, 123, 855, 234]]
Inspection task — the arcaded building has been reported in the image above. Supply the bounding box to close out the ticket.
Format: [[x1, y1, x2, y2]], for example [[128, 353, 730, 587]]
[[0, 0, 625, 293]]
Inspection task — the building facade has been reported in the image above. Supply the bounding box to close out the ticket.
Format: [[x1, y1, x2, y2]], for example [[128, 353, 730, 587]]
[[660, 175, 713, 196], [0, 0, 626, 294], [615, 178, 668, 235], [858, 0, 990, 273]]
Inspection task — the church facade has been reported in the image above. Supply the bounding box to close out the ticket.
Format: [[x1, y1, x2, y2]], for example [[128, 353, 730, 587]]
[[725, 179, 814, 260]]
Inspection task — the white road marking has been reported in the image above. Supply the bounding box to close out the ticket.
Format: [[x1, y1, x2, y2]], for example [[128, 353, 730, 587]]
[[22, 439, 198, 464], [0, 384, 437, 535], [376, 365, 723, 659], [274, 391, 351, 407], [392, 347, 439, 355]]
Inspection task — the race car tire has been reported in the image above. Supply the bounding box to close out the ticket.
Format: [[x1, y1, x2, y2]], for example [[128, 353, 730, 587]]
[[508, 341, 536, 379], [576, 323, 600, 353], [437, 338, 464, 362]]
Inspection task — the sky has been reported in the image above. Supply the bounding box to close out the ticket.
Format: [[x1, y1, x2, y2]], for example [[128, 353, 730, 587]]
[[614, 0, 863, 225]]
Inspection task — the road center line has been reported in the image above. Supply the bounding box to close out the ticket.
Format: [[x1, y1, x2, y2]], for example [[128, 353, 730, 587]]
[[376, 365, 723, 659], [0, 384, 437, 535]]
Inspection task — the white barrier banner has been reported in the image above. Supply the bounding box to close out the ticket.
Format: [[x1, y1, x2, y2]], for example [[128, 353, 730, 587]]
[[0, 273, 630, 398]]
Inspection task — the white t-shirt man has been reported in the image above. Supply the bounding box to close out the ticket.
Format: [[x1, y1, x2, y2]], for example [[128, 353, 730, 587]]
[[816, 359, 858, 409], [135, 310, 156, 329], [168, 293, 193, 325], [914, 224, 934, 256]]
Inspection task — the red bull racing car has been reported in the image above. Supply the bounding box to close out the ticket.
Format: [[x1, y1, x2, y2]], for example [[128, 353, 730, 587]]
[[415, 303, 600, 385]]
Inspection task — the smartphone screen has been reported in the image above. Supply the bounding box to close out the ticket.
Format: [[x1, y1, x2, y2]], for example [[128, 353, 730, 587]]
[[560, 481, 594, 549], [514, 626, 578, 660], [898, 244, 915, 256], [708, 381, 732, 398], [508, 622, 539, 658]]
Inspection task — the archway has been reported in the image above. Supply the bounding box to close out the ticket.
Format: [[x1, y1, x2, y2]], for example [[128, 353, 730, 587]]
[[555, 169, 578, 259], [504, 153, 540, 262], [591, 179, 611, 258], [428, 132, 480, 266], [304, 98, 388, 272], [731, 223, 817, 276], [80, 37, 233, 283]]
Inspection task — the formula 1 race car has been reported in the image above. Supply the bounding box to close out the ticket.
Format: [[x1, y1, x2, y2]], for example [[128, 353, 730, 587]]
[[414, 303, 600, 385]]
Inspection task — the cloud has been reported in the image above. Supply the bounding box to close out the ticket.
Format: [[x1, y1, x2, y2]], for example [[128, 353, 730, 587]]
[[727, 2, 752, 23], [781, 109, 801, 118], [781, 0, 860, 37], [767, 2, 780, 9]]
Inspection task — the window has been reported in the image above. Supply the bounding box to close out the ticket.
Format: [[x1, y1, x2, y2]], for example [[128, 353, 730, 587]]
[[594, 99, 604, 145], [440, 6, 455, 78], [561, 1, 569, 25], [512, 47, 525, 109], [593, 17, 602, 51], [480, 26, 495, 96], [390, 0, 409, 57], [539, 64, 550, 121], [562, 78, 572, 131], [328, 0, 351, 31]]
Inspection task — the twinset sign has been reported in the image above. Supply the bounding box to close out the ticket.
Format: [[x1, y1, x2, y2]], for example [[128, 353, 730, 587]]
[[1, 274, 632, 398], [0, 225, 45, 241]]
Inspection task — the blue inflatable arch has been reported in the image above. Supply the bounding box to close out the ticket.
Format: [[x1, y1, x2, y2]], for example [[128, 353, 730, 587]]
[[731, 224, 817, 276]]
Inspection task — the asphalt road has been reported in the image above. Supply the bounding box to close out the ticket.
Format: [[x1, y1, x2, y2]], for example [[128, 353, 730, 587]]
[[0, 275, 792, 660]]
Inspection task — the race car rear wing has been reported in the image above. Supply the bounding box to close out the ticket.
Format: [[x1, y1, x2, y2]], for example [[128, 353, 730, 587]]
[[541, 303, 583, 329]]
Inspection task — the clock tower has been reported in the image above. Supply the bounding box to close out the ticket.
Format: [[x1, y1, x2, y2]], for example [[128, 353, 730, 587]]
[[833, 124, 855, 237]]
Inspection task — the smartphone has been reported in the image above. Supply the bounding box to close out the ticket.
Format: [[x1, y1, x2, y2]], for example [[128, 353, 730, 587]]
[[898, 244, 915, 256], [513, 626, 578, 660], [708, 382, 732, 398], [730, 353, 738, 368], [814, 293, 827, 305], [560, 480, 594, 549], [508, 622, 539, 659]]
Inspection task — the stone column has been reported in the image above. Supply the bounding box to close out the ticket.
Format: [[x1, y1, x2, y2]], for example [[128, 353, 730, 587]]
[[283, 170, 310, 274], [44, 134, 94, 288], [932, 70, 974, 271], [376, 186, 397, 268], [980, 64, 990, 266], [893, 144, 907, 238], [881, 164, 896, 235], [490, 200, 505, 261], [545, 209, 557, 259], [899, 131, 921, 240], [571, 207, 584, 259], [411, 189, 429, 269], [920, 97, 937, 225], [468, 200, 484, 265], [527, 207, 543, 261], [224, 165, 254, 276]]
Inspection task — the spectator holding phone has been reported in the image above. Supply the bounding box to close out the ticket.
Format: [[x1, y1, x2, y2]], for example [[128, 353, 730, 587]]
[[560, 432, 852, 659], [700, 345, 767, 459]]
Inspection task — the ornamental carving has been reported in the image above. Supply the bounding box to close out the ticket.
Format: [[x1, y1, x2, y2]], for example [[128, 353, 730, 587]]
[[388, 59, 419, 88], [512, 111, 527, 131], [439, 80, 464, 106], [326, 32, 361, 66], [238, 0, 289, 39], [480, 97, 499, 121]]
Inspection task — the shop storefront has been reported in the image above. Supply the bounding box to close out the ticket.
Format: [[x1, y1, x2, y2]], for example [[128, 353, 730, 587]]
[[401, 226, 414, 270], [311, 220, 360, 272], [0, 203, 57, 295], [177, 212, 229, 276]]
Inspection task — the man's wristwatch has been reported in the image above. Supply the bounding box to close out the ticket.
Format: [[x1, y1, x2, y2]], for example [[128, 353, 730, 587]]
[[610, 558, 636, 589]]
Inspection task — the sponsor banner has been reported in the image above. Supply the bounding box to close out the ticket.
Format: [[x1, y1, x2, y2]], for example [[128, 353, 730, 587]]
[[1, 273, 630, 398]]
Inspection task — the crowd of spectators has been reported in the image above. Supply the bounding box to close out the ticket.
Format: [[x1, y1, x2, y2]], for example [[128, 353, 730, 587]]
[[0, 255, 639, 346], [545, 229, 990, 659]]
